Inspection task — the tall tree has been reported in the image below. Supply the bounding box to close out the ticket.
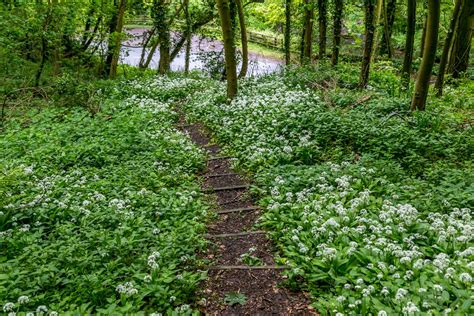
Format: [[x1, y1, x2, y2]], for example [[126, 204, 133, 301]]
[[411, 0, 440, 111], [108, 0, 126, 79], [420, 12, 427, 58], [359, 0, 376, 88], [318, 0, 327, 60], [434, 0, 462, 96], [235, 0, 248, 78], [216, 0, 238, 99], [331, 0, 343, 65], [152, 0, 171, 74], [371, 0, 383, 62], [104, 0, 126, 79], [184, 0, 192, 74], [448, 0, 474, 78], [284, 0, 291, 65], [302, 0, 314, 63], [401, 0, 416, 87], [379, 0, 397, 57]]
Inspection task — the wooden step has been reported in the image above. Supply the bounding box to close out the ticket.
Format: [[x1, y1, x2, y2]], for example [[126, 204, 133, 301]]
[[217, 206, 260, 214], [203, 184, 248, 193], [207, 265, 290, 270], [205, 230, 266, 238], [204, 172, 239, 178], [207, 156, 232, 161]]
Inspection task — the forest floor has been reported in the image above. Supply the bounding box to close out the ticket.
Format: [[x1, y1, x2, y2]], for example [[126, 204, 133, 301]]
[[1, 63, 473, 315], [177, 114, 314, 314]]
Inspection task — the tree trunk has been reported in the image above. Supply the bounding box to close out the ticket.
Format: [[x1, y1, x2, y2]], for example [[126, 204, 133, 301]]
[[318, 0, 327, 60], [371, 0, 383, 62], [236, 0, 248, 78], [380, 0, 396, 57], [434, 0, 462, 96], [152, 0, 170, 74], [411, 0, 440, 111], [35, 2, 53, 86], [302, 0, 314, 63], [401, 0, 416, 87], [420, 14, 427, 58], [217, 0, 238, 99], [108, 0, 126, 79], [331, 0, 343, 65], [448, 0, 474, 78], [138, 28, 156, 69], [359, 0, 376, 89], [284, 0, 291, 65], [184, 0, 191, 74]]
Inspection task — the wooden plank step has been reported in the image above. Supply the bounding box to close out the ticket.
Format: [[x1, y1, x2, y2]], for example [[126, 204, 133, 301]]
[[203, 184, 248, 193], [205, 230, 266, 238], [216, 206, 260, 214], [207, 156, 232, 161], [203, 172, 239, 178], [207, 265, 290, 270]]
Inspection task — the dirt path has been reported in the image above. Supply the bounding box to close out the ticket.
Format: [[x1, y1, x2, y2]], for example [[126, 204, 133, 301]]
[[177, 118, 314, 315]]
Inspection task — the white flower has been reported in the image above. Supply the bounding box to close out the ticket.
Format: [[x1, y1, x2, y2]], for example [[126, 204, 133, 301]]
[[402, 302, 419, 314], [36, 305, 48, 313], [433, 284, 443, 292], [395, 288, 407, 300], [17, 295, 29, 304], [116, 282, 138, 295], [50, 312, 58, 316], [3, 303, 15, 312], [144, 275, 152, 282], [460, 272, 472, 283], [378, 311, 388, 316]]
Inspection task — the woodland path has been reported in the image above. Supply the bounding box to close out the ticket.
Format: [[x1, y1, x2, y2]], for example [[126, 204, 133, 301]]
[[177, 114, 315, 315]]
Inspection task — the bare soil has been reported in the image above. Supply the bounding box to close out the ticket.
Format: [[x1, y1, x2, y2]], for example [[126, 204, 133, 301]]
[[178, 118, 315, 315]]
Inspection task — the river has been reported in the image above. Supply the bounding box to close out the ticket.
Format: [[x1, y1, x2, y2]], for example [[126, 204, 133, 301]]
[[120, 28, 283, 76]]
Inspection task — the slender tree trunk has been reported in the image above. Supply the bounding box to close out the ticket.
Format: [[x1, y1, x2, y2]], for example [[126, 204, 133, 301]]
[[184, 0, 191, 74], [371, 0, 383, 62], [318, 0, 327, 60], [35, 2, 53, 87], [217, 0, 238, 99], [331, 0, 343, 65], [236, 0, 248, 78], [108, 0, 126, 79], [434, 0, 462, 96], [300, 26, 306, 63], [420, 14, 427, 58], [302, 0, 314, 63], [139, 28, 156, 68], [104, 0, 118, 77], [448, 0, 474, 78], [359, 0, 376, 88], [380, 0, 396, 57], [153, 0, 170, 74], [401, 0, 416, 87], [411, 0, 440, 111], [284, 0, 291, 65], [82, 16, 102, 52]]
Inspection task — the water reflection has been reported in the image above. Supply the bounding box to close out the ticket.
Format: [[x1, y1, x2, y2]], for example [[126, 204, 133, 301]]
[[120, 29, 283, 76]]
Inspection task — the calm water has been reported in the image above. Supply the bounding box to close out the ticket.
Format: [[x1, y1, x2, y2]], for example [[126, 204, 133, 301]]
[[120, 29, 283, 76]]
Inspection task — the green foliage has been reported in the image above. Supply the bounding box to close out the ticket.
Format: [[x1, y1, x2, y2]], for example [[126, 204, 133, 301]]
[[224, 292, 247, 306], [183, 64, 473, 314], [0, 76, 211, 314]]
